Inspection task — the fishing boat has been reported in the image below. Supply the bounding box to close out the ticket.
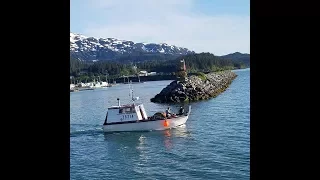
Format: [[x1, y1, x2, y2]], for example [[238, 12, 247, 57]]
[[102, 84, 191, 132]]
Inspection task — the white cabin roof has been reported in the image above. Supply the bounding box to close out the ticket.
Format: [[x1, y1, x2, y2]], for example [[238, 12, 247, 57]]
[[108, 103, 142, 110]]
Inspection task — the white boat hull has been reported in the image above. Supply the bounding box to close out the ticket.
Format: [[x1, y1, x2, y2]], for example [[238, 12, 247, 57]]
[[103, 115, 189, 132]]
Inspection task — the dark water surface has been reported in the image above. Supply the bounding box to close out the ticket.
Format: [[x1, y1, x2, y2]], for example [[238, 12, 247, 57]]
[[70, 68, 250, 180]]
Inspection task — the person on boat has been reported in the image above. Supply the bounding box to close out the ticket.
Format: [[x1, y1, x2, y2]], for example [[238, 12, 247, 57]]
[[166, 107, 172, 117], [178, 106, 184, 115]]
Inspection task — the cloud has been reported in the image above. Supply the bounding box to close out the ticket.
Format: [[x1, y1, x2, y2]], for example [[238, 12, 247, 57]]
[[80, 0, 249, 56]]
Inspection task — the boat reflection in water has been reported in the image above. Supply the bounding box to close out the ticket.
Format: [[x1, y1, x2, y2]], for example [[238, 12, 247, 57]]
[[161, 124, 191, 150], [103, 124, 191, 151], [102, 125, 192, 174]]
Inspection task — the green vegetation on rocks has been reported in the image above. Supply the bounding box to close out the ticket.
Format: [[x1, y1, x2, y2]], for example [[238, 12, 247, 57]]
[[195, 72, 207, 81]]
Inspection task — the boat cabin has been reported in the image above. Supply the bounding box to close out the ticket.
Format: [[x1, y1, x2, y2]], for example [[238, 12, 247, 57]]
[[104, 98, 148, 125]]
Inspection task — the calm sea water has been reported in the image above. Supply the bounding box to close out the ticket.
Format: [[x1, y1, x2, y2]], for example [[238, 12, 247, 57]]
[[70, 68, 250, 180]]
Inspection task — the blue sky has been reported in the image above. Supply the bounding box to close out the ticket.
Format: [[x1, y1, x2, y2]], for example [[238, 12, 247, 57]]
[[71, 0, 250, 56]]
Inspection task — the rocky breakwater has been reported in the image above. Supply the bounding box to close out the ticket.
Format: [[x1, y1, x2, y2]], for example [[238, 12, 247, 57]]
[[150, 71, 237, 103]]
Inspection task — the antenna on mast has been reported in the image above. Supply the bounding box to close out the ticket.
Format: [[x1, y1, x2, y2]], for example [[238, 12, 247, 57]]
[[129, 81, 131, 97], [129, 80, 139, 104]]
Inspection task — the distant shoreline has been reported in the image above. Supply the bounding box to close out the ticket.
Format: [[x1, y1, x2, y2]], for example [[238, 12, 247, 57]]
[[71, 67, 249, 84]]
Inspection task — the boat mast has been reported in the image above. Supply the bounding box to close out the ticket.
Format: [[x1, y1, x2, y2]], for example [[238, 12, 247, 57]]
[[128, 81, 135, 104]]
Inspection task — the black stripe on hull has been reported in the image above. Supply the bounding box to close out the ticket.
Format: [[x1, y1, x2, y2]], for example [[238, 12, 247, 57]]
[[104, 119, 162, 125], [103, 116, 187, 126]]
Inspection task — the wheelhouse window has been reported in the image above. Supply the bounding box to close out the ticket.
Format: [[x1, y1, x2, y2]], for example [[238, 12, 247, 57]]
[[119, 107, 135, 114]]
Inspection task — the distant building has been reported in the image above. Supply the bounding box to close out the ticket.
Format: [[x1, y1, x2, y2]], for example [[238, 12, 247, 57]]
[[147, 72, 157, 76], [70, 84, 75, 90], [138, 71, 157, 76], [139, 71, 148, 76]]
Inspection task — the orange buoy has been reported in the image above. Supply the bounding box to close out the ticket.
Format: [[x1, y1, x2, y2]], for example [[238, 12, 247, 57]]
[[163, 120, 169, 127]]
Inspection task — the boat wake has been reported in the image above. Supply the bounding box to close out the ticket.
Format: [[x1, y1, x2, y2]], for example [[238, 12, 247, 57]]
[[70, 127, 103, 137]]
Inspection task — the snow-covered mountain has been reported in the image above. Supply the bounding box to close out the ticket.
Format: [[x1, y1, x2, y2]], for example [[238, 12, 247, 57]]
[[70, 32, 194, 62]]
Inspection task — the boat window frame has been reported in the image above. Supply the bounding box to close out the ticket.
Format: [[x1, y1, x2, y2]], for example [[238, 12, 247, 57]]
[[119, 107, 136, 114]]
